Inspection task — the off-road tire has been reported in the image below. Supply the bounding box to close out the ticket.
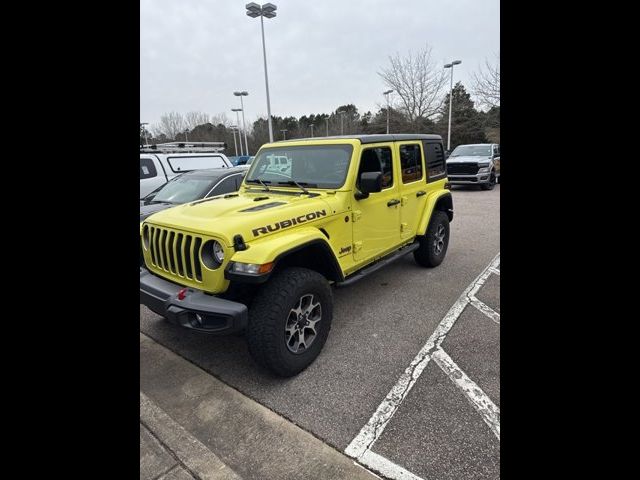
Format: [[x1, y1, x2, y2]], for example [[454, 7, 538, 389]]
[[246, 267, 333, 377], [481, 171, 496, 190], [414, 210, 450, 268]]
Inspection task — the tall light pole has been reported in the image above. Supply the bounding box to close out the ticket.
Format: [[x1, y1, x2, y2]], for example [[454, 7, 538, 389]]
[[309, 123, 314, 137], [280, 129, 287, 140], [231, 108, 244, 155], [246, 3, 277, 143], [234, 91, 250, 154], [383, 90, 393, 134], [444, 60, 462, 151], [184, 129, 189, 143], [140, 122, 149, 146], [339, 111, 345, 135], [325, 117, 329, 136], [231, 126, 239, 156]]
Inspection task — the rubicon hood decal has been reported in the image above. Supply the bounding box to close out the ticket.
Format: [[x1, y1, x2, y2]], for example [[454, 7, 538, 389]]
[[252, 210, 327, 237]]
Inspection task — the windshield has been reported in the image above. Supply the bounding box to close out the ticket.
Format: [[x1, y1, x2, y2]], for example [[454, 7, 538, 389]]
[[246, 145, 353, 189], [147, 175, 218, 204], [450, 145, 491, 157]]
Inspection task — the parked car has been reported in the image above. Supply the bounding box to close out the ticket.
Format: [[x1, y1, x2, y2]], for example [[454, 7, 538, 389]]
[[140, 166, 247, 222], [445, 143, 500, 190], [140, 142, 233, 199], [140, 134, 452, 376]]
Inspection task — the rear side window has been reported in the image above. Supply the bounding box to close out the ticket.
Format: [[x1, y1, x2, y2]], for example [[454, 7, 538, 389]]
[[210, 175, 239, 196], [399, 144, 423, 183], [423, 142, 447, 182], [167, 155, 228, 173], [140, 157, 157, 179]]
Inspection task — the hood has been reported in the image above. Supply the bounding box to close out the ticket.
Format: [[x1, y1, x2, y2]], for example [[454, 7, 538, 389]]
[[446, 155, 491, 164], [143, 189, 334, 246], [140, 202, 175, 222]]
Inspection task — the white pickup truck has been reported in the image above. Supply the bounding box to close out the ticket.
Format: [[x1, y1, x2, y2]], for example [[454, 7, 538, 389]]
[[140, 142, 233, 198]]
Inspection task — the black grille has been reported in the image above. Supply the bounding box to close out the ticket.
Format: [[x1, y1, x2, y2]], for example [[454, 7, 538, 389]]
[[447, 162, 479, 175], [148, 225, 203, 282]]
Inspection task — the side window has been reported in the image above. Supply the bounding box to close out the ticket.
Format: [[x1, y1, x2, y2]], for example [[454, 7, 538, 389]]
[[210, 176, 239, 196], [167, 155, 227, 172], [140, 158, 157, 179], [358, 147, 393, 190], [399, 144, 423, 184], [423, 141, 447, 182]]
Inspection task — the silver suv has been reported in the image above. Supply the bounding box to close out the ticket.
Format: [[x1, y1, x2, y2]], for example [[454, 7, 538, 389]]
[[446, 143, 500, 190]]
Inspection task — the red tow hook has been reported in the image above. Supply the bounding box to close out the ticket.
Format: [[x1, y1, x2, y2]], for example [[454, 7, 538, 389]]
[[177, 288, 188, 301]]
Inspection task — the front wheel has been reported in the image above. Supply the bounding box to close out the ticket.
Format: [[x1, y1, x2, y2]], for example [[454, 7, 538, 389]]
[[246, 267, 333, 377], [481, 171, 496, 190], [414, 210, 450, 267]]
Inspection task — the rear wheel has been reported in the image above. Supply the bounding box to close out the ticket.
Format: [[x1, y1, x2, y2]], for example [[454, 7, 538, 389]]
[[414, 210, 450, 267], [246, 267, 333, 377]]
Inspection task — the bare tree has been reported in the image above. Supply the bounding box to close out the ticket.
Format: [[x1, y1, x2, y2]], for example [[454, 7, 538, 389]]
[[209, 112, 231, 127], [184, 111, 210, 130], [472, 53, 500, 109], [151, 112, 186, 140], [378, 45, 448, 123]]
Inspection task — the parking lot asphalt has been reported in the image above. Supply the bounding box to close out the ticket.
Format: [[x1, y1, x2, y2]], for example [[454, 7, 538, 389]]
[[140, 184, 500, 480]]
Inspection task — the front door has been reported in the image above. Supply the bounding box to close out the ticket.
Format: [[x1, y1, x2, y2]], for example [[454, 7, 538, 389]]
[[351, 144, 401, 264]]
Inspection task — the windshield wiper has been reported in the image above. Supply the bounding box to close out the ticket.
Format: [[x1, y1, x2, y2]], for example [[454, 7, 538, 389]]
[[246, 178, 271, 191], [276, 180, 316, 195]]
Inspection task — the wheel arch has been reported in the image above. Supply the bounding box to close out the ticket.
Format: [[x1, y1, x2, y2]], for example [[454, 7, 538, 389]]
[[417, 191, 454, 236]]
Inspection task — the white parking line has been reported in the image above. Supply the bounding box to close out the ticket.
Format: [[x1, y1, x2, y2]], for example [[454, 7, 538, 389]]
[[432, 348, 500, 439], [345, 254, 501, 475]]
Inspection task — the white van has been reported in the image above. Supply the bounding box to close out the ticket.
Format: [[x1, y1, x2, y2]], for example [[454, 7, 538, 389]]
[[140, 143, 233, 198]]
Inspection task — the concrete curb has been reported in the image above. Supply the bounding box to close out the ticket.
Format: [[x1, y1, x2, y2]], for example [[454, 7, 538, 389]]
[[141, 391, 243, 480], [140, 333, 380, 480]]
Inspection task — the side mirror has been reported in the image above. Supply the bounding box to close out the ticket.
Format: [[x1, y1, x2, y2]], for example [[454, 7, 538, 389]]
[[355, 171, 383, 199]]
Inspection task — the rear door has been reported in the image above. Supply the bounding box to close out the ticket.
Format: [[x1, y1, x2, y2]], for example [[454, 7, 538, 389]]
[[397, 141, 427, 240]]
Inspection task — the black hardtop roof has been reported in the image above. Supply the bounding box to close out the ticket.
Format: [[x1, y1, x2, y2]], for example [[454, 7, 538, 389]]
[[275, 134, 442, 144]]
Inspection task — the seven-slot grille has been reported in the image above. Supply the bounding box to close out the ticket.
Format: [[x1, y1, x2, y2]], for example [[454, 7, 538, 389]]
[[146, 226, 203, 282], [447, 162, 479, 175]]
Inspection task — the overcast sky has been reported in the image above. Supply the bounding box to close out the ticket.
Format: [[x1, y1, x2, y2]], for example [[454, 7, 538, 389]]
[[140, 0, 499, 127]]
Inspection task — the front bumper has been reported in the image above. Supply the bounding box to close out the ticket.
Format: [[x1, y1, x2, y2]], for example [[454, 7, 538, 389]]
[[140, 268, 248, 334], [447, 173, 491, 185]]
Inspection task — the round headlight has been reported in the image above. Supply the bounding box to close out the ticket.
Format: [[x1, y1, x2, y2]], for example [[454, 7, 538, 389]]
[[213, 241, 224, 263], [201, 240, 224, 269]]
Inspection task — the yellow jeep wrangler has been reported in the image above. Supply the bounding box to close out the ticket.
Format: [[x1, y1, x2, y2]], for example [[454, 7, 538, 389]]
[[140, 134, 453, 376]]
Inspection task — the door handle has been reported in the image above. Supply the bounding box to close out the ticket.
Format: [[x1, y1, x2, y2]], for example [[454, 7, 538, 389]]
[[416, 191, 426, 197], [387, 199, 400, 207]]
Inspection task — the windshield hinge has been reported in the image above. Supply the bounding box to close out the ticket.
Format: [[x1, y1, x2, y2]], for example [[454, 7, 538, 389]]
[[352, 210, 362, 222]]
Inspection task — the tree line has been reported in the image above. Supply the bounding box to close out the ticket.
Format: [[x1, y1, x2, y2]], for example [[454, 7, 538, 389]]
[[141, 46, 499, 154]]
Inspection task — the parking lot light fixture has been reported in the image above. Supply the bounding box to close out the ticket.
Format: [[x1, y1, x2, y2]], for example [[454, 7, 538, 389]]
[[444, 60, 462, 150], [383, 90, 393, 134], [234, 91, 250, 154], [231, 108, 244, 155], [246, 3, 277, 143], [230, 126, 239, 156]]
